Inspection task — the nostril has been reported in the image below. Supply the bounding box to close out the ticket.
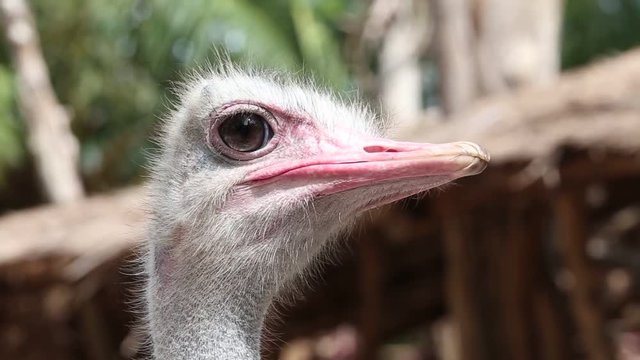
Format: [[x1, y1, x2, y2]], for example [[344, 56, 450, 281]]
[[363, 145, 399, 153]]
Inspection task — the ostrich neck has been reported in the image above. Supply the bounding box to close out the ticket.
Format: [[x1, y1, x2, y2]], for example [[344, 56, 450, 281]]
[[148, 260, 273, 359], [147, 209, 330, 358]]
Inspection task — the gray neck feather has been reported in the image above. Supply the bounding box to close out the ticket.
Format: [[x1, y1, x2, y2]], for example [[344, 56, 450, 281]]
[[150, 277, 271, 359], [146, 196, 339, 359]]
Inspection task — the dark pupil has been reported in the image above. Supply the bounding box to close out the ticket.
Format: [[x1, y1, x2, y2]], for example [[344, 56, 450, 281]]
[[219, 112, 273, 152]]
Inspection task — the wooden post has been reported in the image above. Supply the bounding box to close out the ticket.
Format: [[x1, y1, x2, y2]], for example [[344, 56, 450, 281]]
[[78, 298, 112, 360], [439, 195, 485, 360], [554, 187, 614, 360], [499, 204, 535, 360], [533, 288, 572, 360], [527, 203, 572, 360], [357, 225, 383, 359]]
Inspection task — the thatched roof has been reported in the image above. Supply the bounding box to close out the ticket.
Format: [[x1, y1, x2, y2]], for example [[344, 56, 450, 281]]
[[399, 48, 640, 163], [0, 188, 144, 275]]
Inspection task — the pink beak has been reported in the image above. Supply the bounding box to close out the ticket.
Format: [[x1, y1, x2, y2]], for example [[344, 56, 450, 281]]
[[245, 139, 489, 201]]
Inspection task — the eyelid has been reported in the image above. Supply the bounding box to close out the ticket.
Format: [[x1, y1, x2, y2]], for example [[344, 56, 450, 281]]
[[215, 102, 278, 123]]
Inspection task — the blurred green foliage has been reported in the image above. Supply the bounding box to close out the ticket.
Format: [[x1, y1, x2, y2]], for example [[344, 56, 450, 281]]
[[35, 0, 160, 189], [562, 0, 640, 68], [1, 0, 359, 193], [0, 0, 639, 203], [0, 65, 21, 186]]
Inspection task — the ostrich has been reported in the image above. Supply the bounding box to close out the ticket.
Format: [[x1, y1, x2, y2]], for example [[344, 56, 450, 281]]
[[145, 66, 489, 359]]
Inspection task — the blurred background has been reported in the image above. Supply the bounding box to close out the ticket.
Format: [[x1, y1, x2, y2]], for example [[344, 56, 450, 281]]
[[0, 0, 640, 359]]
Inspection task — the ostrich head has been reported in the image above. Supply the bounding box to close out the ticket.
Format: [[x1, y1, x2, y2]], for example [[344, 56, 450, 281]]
[[145, 67, 488, 358]]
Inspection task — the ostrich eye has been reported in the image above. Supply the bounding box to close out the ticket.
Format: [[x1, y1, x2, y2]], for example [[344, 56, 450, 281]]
[[218, 112, 274, 152], [209, 104, 279, 161]]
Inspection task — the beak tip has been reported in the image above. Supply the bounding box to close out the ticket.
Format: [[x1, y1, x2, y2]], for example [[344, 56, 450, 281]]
[[453, 141, 490, 177], [453, 157, 488, 178], [457, 141, 490, 162]]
